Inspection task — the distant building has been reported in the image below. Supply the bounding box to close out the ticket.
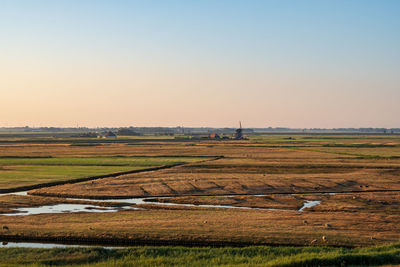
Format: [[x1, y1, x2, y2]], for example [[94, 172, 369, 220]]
[[103, 131, 117, 139], [209, 133, 221, 139]]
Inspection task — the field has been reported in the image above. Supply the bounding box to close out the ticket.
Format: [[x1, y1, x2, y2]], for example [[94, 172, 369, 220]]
[[0, 133, 399, 266], [1, 244, 400, 267], [0, 156, 208, 191]]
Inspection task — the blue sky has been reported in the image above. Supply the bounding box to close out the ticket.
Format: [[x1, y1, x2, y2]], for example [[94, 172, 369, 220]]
[[1, 0, 399, 127]]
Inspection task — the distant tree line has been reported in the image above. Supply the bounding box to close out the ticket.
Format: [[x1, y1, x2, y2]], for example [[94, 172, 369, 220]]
[[0, 126, 398, 135]]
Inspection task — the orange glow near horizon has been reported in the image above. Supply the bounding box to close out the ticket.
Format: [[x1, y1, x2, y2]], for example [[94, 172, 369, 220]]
[[1, 1, 399, 128]]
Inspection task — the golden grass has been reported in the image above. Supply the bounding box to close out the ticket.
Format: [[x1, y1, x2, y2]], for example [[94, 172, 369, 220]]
[[31, 155, 400, 198], [0, 135, 399, 247], [149, 191, 400, 214], [0, 206, 399, 247]]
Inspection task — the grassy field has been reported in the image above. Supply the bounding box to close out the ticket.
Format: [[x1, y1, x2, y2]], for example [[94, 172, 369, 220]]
[[0, 156, 209, 190], [1, 201, 399, 247], [32, 153, 400, 198], [0, 243, 399, 266], [0, 133, 399, 265]]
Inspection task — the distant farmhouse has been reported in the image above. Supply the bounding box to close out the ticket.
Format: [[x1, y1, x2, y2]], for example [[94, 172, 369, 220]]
[[209, 133, 221, 139], [98, 131, 117, 139]]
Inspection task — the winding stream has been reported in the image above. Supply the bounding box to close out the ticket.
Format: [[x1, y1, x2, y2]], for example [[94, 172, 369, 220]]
[[1, 203, 140, 216], [0, 190, 322, 216], [0, 191, 332, 248]]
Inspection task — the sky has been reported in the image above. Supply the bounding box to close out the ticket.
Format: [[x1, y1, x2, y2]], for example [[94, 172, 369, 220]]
[[0, 0, 399, 128]]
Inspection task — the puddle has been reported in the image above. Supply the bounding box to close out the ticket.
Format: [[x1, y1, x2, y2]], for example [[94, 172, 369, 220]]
[[0, 191, 28, 197], [0, 241, 120, 249], [0, 191, 326, 216], [67, 196, 279, 211], [299, 200, 321, 211], [143, 199, 277, 210], [2, 204, 140, 216], [1, 241, 84, 248], [66, 197, 147, 205]]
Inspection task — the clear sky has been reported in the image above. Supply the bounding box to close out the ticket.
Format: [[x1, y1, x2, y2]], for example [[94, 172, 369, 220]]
[[1, 0, 399, 128]]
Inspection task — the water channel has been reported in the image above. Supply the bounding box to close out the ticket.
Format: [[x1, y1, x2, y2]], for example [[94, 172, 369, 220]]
[[0, 190, 324, 248], [1, 191, 322, 216]]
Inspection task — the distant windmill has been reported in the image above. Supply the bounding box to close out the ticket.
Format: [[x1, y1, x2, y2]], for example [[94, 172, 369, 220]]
[[234, 121, 243, 140]]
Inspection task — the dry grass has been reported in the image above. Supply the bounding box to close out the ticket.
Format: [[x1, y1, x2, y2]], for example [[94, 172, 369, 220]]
[[148, 194, 305, 210], [0, 135, 399, 247], [31, 155, 400, 198], [149, 191, 400, 214], [0, 206, 399, 247]]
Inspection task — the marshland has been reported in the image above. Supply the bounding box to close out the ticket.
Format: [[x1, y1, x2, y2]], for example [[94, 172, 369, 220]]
[[0, 132, 399, 266]]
